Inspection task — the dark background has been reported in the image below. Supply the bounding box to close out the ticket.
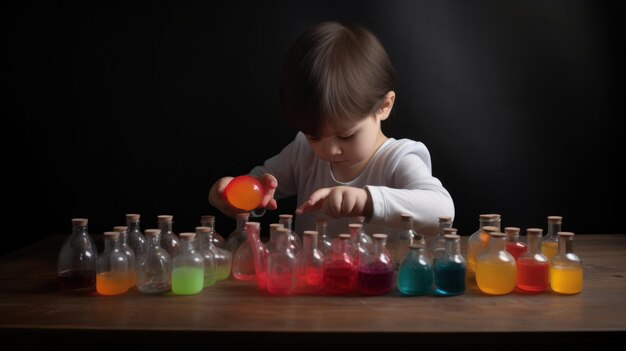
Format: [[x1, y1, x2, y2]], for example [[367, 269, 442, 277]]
[[3, 0, 623, 256]]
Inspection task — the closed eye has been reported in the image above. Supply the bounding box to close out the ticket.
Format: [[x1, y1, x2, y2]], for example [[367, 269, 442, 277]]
[[338, 133, 355, 140]]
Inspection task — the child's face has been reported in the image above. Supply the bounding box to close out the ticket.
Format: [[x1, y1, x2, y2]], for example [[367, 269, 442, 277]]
[[305, 115, 384, 176]]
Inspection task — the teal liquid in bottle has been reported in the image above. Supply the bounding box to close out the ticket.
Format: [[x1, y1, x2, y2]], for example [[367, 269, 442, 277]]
[[397, 242, 433, 296]]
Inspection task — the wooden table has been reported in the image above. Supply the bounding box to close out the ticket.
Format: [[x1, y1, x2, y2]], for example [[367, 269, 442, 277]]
[[1, 234, 624, 346]]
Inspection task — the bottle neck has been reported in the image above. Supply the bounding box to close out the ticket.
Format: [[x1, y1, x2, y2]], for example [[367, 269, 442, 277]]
[[236, 218, 246, 231], [181, 239, 196, 253], [315, 223, 327, 237], [445, 238, 460, 255], [526, 234, 540, 255], [303, 235, 318, 251], [402, 220, 413, 230], [439, 221, 452, 235], [148, 234, 160, 248], [73, 224, 88, 237], [372, 238, 387, 255], [279, 218, 293, 231], [104, 236, 120, 252], [159, 222, 173, 235], [127, 221, 140, 233], [548, 222, 561, 240], [558, 236, 573, 255], [201, 219, 215, 230], [488, 236, 506, 252]]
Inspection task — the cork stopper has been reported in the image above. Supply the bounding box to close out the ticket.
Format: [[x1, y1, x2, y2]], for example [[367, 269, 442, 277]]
[[479, 214, 500, 220], [270, 223, 284, 230], [526, 228, 543, 236], [113, 226, 128, 232], [372, 233, 388, 240], [235, 213, 250, 220], [443, 227, 458, 234], [72, 218, 88, 226], [410, 241, 425, 249], [179, 232, 196, 240], [557, 231, 575, 238], [400, 213, 413, 221], [246, 221, 261, 229], [145, 229, 161, 237], [349, 223, 362, 230], [485, 213, 502, 220], [276, 227, 290, 235], [444, 234, 460, 240], [482, 225, 499, 233], [303, 230, 318, 237], [548, 216, 563, 223], [279, 214, 293, 220], [158, 215, 173, 223], [201, 215, 215, 222], [125, 214, 140, 221], [195, 226, 211, 233], [439, 216, 453, 223], [504, 227, 520, 236], [338, 233, 351, 240], [103, 231, 120, 238], [489, 232, 506, 238]]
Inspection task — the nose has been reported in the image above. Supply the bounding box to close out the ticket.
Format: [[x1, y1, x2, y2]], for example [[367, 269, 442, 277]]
[[324, 140, 342, 158]]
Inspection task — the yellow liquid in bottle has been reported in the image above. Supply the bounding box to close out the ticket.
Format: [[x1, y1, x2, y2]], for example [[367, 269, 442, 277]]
[[467, 233, 490, 275], [550, 265, 583, 294], [476, 260, 516, 295], [542, 241, 559, 262], [96, 272, 129, 295]]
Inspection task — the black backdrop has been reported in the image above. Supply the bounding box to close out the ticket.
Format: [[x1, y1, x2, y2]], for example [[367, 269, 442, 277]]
[[3, 0, 623, 256]]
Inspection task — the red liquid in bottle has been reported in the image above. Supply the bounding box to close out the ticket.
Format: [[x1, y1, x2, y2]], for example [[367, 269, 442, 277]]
[[506, 242, 527, 262], [323, 264, 356, 295], [358, 263, 394, 295], [516, 258, 549, 292], [58, 269, 96, 290]]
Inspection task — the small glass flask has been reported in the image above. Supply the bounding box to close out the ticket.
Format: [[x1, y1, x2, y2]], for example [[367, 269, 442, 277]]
[[227, 212, 250, 256], [315, 217, 333, 257], [467, 214, 501, 280], [278, 214, 302, 254], [390, 214, 416, 271], [516, 228, 549, 292], [505, 226, 527, 262], [266, 227, 296, 295], [294, 230, 325, 294], [348, 223, 370, 266], [136, 229, 171, 293], [194, 227, 217, 288], [430, 216, 453, 261], [57, 218, 97, 291], [323, 234, 357, 295], [398, 240, 433, 296], [96, 231, 130, 296], [200, 215, 226, 249], [125, 214, 146, 258], [158, 215, 180, 257], [172, 233, 205, 295], [476, 231, 516, 295], [231, 216, 256, 281], [113, 226, 137, 289], [350, 215, 373, 249], [433, 233, 466, 296], [245, 222, 267, 290], [550, 232, 583, 294], [542, 215, 562, 263], [358, 233, 394, 295]]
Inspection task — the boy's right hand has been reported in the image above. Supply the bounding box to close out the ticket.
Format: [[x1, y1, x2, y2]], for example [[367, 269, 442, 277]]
[[208, 174, 278, 218]]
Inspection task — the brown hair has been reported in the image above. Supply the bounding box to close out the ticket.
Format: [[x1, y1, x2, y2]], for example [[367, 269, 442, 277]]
[[280, 21, 396, 136]]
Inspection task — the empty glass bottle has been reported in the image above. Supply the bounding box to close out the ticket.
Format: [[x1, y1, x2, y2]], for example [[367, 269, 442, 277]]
[[433, 233, 466, 296], [194, 227, 217, 288], [158, 215, 180, 257], [96, 231, 130, 296], [245, 222, 267, 290], [227, 212, 250, 256], [542, 215, 562, 263], [266, 227, 296, 295], [172, 233, 205, 295], [196, 226, 231, 281], [391, 214, 416, 271], [57, 218, 98, 291], [315, 217, 333, 257], [136, 229, 171, 293], [279, 214, 302, 254], [398, 241, 433, 296], [294, 230, 325, 294], [467, 214, 501, 280], [323, 234, 357, 295], [430, 216, 453, 261], [505, 226, 527, 262], [125, 214, 146, 258], [113, 226, 137, 289], [550, 232, 583, 294], [516, 228, 549, 292], [476, 231, 516, 295], [232, 216, 256, 281], [200, 215, 226, 249]]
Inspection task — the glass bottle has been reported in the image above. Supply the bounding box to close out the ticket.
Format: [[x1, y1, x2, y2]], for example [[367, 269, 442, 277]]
[[323, 233, 357, 295], [200, 215, 226, 249], [227, 212, 250, 256], [278, 214, 302, 254], [467, 214, 501, 280], [194, 227, 217, 288], [245, 222, 267, 290], [113, 226, 137, 290], [358, 234, 394, 295], [196, 226, 232, 281], [397, 241, 433, 296], [390, 214, 416, 271], [57, 218, 97, 291], [505, 226, 527, 262], [433, 233, 466, 296], [172, 233, 205, 295], [315, 217, 333, 257], [266, 227, 296, 295], [136, 229, 171, 293], [476, 231, 516, 295], [516, 228, 549, 292], [550, 232, 583, 294], [158, 215, 180, 257], [96, 231, 130, 296], [294, 230, 325, 294], [125, 214, 146, 259], [350, 215, 373, 249], [231, 216, 256, 281], [542, 215, 562, 263], [430, 216, 453, 261]]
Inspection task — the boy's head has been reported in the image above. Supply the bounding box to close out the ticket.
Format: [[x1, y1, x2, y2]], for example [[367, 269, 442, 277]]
[[280, 21, 396, 137]]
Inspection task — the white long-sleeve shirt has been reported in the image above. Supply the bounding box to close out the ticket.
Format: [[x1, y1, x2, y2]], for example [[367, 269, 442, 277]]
[[249, 132, 454, 238]]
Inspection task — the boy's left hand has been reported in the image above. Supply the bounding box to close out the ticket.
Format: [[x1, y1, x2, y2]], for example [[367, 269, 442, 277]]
[[295, 186, 372, 218]]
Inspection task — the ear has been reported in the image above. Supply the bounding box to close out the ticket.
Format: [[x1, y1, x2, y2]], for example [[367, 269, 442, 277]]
[[375, 91, 395, 121]]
